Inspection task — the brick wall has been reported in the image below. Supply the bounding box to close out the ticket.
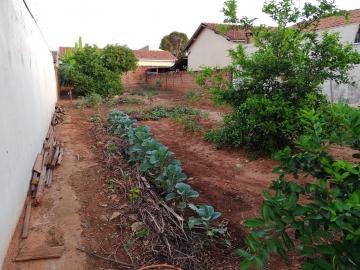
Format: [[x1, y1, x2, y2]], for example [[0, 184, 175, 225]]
[[122, 66, 150, 91], [145, 71, 201, 93]]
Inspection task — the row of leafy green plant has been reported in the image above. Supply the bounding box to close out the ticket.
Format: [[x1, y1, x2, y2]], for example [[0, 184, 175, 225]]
[[238, 109, 360, 270], [108, 110, 225, 237]]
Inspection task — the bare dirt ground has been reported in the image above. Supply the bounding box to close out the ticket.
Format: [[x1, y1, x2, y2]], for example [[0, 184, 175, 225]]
[[4, 103, 132, 270], [8, 88, 354, 269]]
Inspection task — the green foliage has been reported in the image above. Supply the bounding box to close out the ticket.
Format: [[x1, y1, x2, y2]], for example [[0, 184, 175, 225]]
[[128, 187, 141, 201], [101, 44, 137, 73], [322, 103, 360, 151], [195, 67, 230, 105], [159, 31, 189, 58], [89, 114, 101, 123], [184, 90, 202, 103], [123, 96, 145, 105], [107, 110, 223, 238], [125, 105, 203, 121], [211, 0, 360, 153], [222, 0, 238, 23], [59, 42, 137, 97], [188, 204, 226, 238], [106, 143, 118, 154], [205, 96, 298, 153], [77, 93, 103, 108], [166, 183, 199, 210], [238, 110, 360, 269]]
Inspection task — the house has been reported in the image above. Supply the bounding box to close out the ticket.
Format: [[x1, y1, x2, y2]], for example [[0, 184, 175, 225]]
[[122, 47, 177, 90], [314, 9, 360, 104], [185, 23, 250, 71], [185, 10, 360, 104]]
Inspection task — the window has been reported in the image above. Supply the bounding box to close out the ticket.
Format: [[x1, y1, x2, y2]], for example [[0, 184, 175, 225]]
[[355, 25, 360, 43]]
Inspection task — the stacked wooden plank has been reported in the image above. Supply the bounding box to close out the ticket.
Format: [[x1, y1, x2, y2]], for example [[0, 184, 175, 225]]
[[31, 125, 64, 205], [51, 104, 65, 126]]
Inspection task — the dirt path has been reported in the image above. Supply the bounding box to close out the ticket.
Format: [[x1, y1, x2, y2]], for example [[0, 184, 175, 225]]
[[4, 102, 131, 270]]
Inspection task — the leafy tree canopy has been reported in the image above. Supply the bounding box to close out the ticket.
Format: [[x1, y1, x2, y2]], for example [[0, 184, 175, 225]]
[[203, 0, 360, 153], [159, 31, 189, 59]]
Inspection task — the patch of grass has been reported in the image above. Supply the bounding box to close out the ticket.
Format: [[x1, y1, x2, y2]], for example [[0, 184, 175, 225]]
[[125, 105, 206, 133], [128, 187, 141, 201], [106, 143, 118, 154], [175, 115, 202, 133], [89, 114, 101, 123], [125, 105, 205, 121], [123, 96, 145, 105], [185, 90, 202, 103], [77, 93, 103, 108]]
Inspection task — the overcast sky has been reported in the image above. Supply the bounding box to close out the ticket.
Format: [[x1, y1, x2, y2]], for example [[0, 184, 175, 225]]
[[26, 0, 360, 50]]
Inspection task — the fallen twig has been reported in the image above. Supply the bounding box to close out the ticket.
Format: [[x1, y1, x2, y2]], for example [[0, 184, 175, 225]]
[[137, 264, 182, 270], [77, 247, 134, 269]]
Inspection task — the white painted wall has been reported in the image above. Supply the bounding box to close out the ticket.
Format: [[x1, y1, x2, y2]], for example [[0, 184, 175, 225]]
[[0, 0, 57, 265], [138, 59, 176, 67], [187, 28, 240, 71], [319, 24, 360, 104]]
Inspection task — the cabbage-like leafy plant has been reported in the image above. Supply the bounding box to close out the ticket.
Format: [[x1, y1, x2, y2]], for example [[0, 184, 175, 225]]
[[165, 182, 199, 209], [155, 163, 187, 193], [188, 204, 225, 238]]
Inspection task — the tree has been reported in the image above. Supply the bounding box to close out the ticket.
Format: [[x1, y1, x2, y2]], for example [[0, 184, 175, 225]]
[[101, 44, 137, 73], [205, 0, 360, 153], [59, 42, 137, 97], [159, 31, 189, 59], [222, 0, 238, 23]]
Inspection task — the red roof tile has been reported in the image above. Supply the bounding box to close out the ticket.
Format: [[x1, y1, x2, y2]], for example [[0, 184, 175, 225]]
[[133, 50, 176, 61], [185, 23, 249, 50], [316, 9, 360, 30]]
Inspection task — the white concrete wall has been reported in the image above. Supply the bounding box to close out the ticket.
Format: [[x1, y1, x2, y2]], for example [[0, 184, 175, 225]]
[[0, 0, 57, 266], [188, 28, 240, 71], [138, 59, 176, 67], [319, 24, 360, 104]]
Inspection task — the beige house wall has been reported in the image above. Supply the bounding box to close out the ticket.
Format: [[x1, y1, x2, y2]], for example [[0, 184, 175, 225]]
[[187, 28, 240, 71]]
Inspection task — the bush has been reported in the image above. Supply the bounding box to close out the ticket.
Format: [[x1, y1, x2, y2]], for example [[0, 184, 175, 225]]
[[322, 103, 360, 149], [59, 43, 137, 97], [238, 110, 360, 270], [201, 0, 360, 154], [205, 96, 299, 153]]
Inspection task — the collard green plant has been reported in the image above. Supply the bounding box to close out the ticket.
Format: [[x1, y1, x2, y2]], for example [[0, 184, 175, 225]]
[[188, 204, 225, 238], [155, 163, 187, 193], [107, 109, 223, 239], [165, 183, 199, 209]]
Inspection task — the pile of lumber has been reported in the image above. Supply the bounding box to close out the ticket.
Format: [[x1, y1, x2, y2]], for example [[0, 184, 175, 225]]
[[51, 104, 65, 126], [31, 125, 64, 206]]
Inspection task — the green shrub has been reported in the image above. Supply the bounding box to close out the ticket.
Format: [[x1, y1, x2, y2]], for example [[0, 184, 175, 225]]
[[238, 110, 360, 270], [59, 43, 137, 97], [201, 0, 360, 154], [322, 103, 360, 149], [205, 96, 299, 153]]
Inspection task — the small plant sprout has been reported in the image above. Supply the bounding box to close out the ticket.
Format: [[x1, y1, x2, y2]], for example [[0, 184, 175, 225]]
[[128, 187, 141, 201], [106, 143, 118, 154]]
